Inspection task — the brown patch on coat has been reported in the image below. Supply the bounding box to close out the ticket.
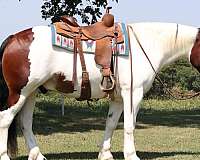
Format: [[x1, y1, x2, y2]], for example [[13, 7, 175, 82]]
[[54, 73, 75, 93], [2, 28, 34, 106], [191, 30, 200, 72]]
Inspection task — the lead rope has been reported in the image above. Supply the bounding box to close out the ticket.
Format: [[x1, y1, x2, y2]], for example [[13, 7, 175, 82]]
[[128, 25, 200, 100]]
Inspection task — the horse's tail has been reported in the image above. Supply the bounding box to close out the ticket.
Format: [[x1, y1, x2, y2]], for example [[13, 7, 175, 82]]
[[0, 35, 18, 158]]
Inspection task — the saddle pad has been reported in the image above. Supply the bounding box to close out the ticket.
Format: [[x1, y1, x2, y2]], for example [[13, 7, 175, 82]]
[[50, 23, 129, 56]]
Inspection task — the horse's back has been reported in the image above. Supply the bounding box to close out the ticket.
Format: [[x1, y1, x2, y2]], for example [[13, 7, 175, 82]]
[[128, 22, 197, 32]]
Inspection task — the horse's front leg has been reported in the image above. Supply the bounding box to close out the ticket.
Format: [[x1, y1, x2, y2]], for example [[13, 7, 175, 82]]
[[19, 92, 46, 160], [98, 99, 123, 160], [121, 87, 143, 160]]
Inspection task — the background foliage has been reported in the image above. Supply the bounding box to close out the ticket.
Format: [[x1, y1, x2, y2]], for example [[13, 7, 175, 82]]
[[41, 0, 118, 24], [146, 58, 200, 99]]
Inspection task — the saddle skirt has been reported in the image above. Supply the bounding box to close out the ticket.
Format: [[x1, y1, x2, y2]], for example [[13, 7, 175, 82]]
[[50, 23, 129, 56]]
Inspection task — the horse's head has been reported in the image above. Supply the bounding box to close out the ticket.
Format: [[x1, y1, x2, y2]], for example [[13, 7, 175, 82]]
[[191, 30, 200, 72]]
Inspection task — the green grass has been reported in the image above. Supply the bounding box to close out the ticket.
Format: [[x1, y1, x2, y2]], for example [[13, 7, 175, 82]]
[[15, 93, 200, 160]]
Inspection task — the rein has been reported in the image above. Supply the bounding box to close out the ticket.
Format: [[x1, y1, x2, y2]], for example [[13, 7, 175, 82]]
[[128, 25, 200, 100], [127, 26, 134, 113]]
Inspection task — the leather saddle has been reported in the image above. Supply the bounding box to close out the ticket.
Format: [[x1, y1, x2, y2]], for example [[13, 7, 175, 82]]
[[55, 16, 123, 66], [55, 12, 123, 40], [53, 8, 124, 100]]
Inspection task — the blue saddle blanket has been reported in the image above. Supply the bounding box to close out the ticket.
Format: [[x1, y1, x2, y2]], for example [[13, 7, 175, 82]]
[[51, 23, 129, 56]]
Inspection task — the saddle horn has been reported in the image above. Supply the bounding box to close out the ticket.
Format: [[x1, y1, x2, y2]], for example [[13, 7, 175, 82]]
[[102, 7, 114, 27]]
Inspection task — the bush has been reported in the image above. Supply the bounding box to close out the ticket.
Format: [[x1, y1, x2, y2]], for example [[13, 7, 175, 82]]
[[146, 58, 200, 99]]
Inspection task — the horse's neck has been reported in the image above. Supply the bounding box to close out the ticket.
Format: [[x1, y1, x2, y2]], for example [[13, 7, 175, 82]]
[[131, 23, 198, 71], [161, 25, 198, 68]]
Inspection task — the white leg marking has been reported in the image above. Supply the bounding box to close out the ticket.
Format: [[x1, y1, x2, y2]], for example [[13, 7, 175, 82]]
[[0, 95, 27, 160], [28, 146, 40, 160], [122, 88, 143, 160], [0, 153, 10, 160], [36, 153, 47, 160], [0, 128, 9, 160], [98, 99, 123, 160], [28, 146, 47, 160], [19, 92, 46, 160]]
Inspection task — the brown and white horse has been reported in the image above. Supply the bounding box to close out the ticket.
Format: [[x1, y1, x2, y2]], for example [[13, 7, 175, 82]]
[[0, 23, 200, 160]]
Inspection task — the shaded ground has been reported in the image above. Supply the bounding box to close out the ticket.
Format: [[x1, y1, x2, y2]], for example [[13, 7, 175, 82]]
[[15, 94, 200, 160], [31, 94, 200, 135], [16, 151, 200, 160]]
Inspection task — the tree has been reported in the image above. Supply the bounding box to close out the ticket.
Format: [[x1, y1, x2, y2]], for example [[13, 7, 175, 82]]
[[40, 0, 118, 24]]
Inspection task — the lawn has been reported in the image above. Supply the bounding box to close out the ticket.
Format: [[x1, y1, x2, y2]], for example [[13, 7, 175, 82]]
[[15, 93, 200, 160]]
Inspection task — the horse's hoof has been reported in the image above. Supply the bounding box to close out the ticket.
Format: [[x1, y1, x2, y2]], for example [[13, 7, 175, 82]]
[[124, 152, 140, 160], [99, 157, 114, 160], [36, 153, 47, 160], [98, 150, 114, 160]]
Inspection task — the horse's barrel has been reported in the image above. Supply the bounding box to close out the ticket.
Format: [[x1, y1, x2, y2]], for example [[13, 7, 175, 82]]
[[102, 13, 114, 27]]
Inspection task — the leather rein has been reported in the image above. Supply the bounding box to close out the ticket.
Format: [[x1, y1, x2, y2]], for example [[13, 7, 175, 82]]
[[128, 25, 200, 100]]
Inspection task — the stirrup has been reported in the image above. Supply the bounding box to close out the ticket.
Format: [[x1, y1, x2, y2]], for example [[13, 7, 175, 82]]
[[100, 73, 115, 92]]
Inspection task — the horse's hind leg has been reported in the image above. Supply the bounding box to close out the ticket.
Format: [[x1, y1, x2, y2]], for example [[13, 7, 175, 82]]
[[98, 99, 123, 160], [0, 92, 27, 160], [0, 121, 10, 160], [19, 92, 46, 160]]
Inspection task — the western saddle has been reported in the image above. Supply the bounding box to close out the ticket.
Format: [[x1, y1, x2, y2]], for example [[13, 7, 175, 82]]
[[54, 7, 124, 100]]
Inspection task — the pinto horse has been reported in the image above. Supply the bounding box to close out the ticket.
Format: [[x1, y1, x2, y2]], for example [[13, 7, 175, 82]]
[[0, 22, 200, 160]]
